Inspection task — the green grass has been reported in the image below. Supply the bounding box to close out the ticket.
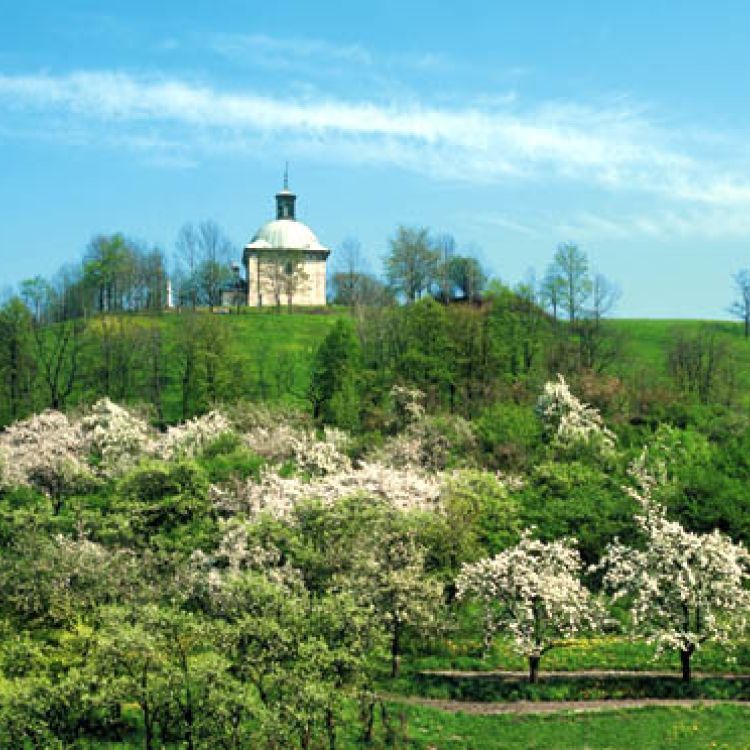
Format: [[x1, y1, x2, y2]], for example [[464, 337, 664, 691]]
[[396, 703, 750, 750], [74, 704, 750, 750], [411, 636, 750, 675], [608, 318, 750, 378]]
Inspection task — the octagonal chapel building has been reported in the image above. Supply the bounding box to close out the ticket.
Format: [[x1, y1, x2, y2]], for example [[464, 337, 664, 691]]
[[241, 178, 330, 307]]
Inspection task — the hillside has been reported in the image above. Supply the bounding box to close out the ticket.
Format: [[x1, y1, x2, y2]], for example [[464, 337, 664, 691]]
[[6, 304, 750, 428]]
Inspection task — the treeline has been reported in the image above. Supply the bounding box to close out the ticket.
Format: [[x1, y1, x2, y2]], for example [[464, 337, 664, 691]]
[[3, 218, 745, 430], [0, 279, 616, 430]]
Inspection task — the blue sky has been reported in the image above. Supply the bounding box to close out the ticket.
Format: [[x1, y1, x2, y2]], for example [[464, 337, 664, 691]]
[[2, 0, 750, 317]]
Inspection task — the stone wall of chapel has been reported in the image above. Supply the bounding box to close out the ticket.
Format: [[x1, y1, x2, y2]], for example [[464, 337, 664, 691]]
[[244, 252, 327, 307]]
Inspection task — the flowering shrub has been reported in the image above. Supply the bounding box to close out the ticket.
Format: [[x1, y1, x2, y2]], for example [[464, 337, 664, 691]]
[[0, 410, 88, 503], [535, 374, 616, 455], [210, 461, 443, 519], [80, 398, 153, 476], [390, 384, 426, 426], [375, 414, 477, 471], [162, 410, 233, 460], [288, 429, 352, 476]]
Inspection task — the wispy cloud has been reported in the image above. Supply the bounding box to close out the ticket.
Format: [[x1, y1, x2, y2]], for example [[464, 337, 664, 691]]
[[2, 69, 750, 233], [207, 33, 372, 70]]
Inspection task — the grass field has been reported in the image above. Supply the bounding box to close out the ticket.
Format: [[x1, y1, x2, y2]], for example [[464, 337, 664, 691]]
[[73, 704, 750, 749], [411, 635, 750, 675]]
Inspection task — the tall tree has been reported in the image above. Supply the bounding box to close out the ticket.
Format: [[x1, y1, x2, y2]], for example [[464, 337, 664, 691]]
[[175, 223, 201, 310], [730, 269, 750, 338], [385, 225, 439, 303], [308, 318, 362, 428], [333, 237, 365, 308], [447, 255, 486, 302], [196, 220, 234, 311], [540, 264, 565, 323], [550, 243, 592, 326], [433, 232, 456, 303], [32, 318, 84, 410], [0, 298, 36, 421]]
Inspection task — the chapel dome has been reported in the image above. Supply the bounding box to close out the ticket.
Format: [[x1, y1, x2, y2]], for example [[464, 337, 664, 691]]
[[246, 219, 328, 253]]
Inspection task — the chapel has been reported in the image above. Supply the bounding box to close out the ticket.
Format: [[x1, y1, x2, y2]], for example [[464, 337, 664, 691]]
[[239, 174, 330, 307]]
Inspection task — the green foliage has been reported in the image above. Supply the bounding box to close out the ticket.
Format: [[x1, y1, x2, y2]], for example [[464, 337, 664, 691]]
[[519, 460, 639, 566], [116, 459, 211, 537], [309, 317, 362, 429], [474, 402, 542, 470]]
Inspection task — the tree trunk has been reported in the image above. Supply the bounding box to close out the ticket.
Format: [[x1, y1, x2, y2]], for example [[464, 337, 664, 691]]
[[326, 706, 336, 750], [680, 647, 693, 683], [391, 622, 401, 678], [143, 702, 154, 750], [528, 655, 540, 684]]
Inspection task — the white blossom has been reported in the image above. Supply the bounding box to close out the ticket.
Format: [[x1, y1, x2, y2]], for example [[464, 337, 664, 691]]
[[599, 477, 750, 663], [210, 461, 443, 519], [0, 409, 88, 498], [457, 531, 603, 664], [80, 398, 154, 476], [161, 410, 232, 460], [536, 374, 616, 454]]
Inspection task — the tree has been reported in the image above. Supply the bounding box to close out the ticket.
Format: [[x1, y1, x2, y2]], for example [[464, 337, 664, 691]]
[[535, 374, 616, 457], [32, 318, 83, 411], [540, 264, 565, 323], [447, 255, 486, 302], [83, 233, 138, 313], [196, 221, 234, 311], [730, 269, 750, 338], [349, 525, 443, 677], [385, 226, 439, 303], [550, 243, 592, 326], [600, 472, 750, 683], [175, 223, 200, 309], [19, 276, 51, 322], [457, 531, 602, 682], [433, 232, 456, 303], [588, 273, 620, 325], [308, 319, 362, 428], [0, 298, 36, 421], [333, 237, 365, 308]]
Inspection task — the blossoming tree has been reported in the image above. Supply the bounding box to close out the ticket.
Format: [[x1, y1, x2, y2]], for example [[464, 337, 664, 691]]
[[456, 531, 603, 682], [535, 374, 616, 455], [600, 476, 750, 682]]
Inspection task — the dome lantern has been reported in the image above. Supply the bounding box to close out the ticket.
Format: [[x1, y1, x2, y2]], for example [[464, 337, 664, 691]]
[[275, 163, 296, 220]]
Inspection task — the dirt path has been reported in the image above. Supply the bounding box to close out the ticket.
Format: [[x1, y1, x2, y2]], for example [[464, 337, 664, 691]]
[[385, 695, 750, 716], [417, 668, 750, 680]]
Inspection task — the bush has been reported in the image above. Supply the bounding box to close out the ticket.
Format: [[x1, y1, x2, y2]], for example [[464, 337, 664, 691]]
[[116, 460, 211, 534]]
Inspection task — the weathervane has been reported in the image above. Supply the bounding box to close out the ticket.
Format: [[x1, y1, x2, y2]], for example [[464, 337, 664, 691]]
[[283, 161, 289, 190]]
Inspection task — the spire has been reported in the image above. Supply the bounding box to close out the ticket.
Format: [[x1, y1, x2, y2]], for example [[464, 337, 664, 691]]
[[276, 165, 296, 220]]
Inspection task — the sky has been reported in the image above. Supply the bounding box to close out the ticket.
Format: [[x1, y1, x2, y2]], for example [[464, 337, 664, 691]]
[[2, 0, 750, 317]]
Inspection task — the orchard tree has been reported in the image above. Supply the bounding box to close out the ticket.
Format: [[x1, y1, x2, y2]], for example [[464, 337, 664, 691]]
[[349, 526, 443, 677], [600, 474, 750, 682], [457, 531, 603, 682]]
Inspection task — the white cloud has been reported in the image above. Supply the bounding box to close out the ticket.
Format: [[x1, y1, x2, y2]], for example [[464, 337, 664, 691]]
[[2, 68, 750, 234], [208, 32, 372, 67]]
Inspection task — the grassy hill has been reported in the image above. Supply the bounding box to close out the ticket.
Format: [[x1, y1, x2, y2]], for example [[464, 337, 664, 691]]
[[22, 308, 750, 427]]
